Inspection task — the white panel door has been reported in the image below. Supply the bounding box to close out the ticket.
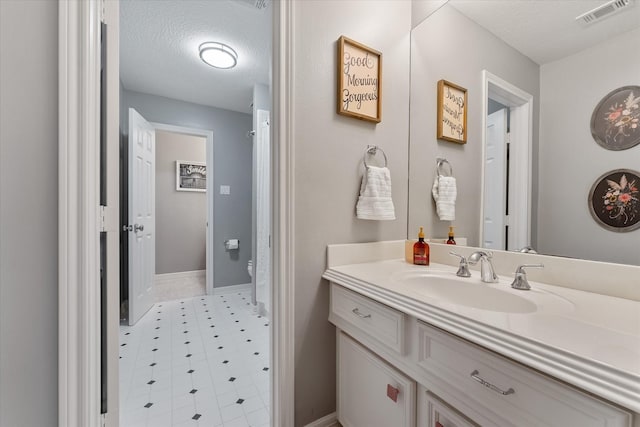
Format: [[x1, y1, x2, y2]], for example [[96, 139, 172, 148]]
[[483, 109, 508, 249], [338, 332, 416, 427], [128, 108, 156, 325], [255, 109, 271, 315]]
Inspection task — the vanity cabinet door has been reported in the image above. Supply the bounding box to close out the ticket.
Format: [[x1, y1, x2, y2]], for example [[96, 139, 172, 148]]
[[338, 332, 416, 427], [424, 392, 479, 427]]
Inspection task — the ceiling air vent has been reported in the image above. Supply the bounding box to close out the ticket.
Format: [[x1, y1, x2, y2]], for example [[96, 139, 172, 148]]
[[232, 0, 270, 11], [576, 0, 633, 25]]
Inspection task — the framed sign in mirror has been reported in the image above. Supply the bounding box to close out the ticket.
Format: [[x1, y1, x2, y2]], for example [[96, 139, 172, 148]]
[[437, 79, 467, 144], [337, 36, 382, 123]]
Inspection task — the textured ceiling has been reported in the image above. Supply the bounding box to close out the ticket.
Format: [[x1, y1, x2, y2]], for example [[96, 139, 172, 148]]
[[120, 0, 271, 114], [449, 0, 640, 65]]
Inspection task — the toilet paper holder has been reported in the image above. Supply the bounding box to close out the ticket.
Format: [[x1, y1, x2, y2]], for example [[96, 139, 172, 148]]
[[224, 239, 239, 250]]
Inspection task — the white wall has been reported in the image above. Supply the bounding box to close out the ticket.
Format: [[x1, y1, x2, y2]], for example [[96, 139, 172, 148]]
[[0, 1, 59, 425], [155, 131, 207, 274], [538, 28, 640, 265], [408, 4, 540, 246], [292, 1, 412, 424]]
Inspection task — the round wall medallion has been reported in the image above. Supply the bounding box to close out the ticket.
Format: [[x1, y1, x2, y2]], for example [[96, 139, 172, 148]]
[[590, 86, 640, 151], [588, 169, 640, 232]]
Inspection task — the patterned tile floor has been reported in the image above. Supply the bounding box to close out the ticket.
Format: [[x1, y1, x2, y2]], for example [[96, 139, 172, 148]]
[[120, 290, 270, 427]]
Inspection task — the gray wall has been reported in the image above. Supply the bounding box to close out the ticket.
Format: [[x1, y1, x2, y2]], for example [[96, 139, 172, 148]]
[[408, 4, 540, 246], [293, 2, 412, 425], [538, 28, 640, 265], [122, 90, 253, 286], [0, 1, 59, 425], [155, 131, 207, 274]]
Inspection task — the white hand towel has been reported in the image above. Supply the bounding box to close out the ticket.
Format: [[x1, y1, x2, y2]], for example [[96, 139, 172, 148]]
[[356, 166, 396, 220], [432, 176, 457, 221]]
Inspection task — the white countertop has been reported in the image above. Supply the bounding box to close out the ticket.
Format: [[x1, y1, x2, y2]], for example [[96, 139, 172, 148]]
[[323, 258, 640, 412]]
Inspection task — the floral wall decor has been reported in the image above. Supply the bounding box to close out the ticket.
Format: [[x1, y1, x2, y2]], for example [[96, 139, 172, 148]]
[[590, 86, 640, 151], [588, 169, 640, 232]]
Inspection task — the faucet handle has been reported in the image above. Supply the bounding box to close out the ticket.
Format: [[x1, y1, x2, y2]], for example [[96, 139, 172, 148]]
[[511, 264, 544, 290], [515, 264, 544, 274], [449, 252, 471, 277]]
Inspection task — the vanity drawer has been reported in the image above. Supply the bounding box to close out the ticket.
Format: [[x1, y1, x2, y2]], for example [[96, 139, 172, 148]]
[[416, 322, 631, 427], [331, 283, 405, 354]]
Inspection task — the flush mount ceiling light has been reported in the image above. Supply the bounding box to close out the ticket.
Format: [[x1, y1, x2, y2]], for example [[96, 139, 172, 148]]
[[199, 42, 238, 69]]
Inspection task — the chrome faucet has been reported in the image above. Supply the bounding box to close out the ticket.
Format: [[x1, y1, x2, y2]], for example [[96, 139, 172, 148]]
[[510, 264, 544, 290], [449, 252, 471, 277], [468, 251, 499, 283]]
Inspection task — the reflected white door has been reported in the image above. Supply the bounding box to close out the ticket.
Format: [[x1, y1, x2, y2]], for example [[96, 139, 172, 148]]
[[255, 110, 271, 315], [128, 108, 156, 325], [483, 108, 508, 249]]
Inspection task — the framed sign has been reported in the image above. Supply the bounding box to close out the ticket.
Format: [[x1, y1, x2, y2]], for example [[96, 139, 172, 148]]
[[437, 79, 467, 143], [590, 85, 640, 151], [176, 161, 206, 192], [588, 169, 640, 232], [337, 36, 382, 123]]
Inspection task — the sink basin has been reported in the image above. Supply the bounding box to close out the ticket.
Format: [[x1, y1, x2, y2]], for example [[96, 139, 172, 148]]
[[394, 272, 537, 313]]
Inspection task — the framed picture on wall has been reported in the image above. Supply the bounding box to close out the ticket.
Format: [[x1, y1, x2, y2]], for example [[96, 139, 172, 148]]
[[337, 36, 382, 123], [437, 79, 468, 144], [590, 85, 640, 151], [588, 169, 640, 232], [176, 161, 206, 192]]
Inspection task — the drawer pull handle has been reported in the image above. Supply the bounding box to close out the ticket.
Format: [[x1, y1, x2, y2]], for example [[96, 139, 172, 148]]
[[470, 370, 515, 396], [352, 308, 371, 319]]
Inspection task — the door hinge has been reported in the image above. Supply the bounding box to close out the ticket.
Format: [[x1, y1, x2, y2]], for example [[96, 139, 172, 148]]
[[504, 214, 511, 226], [100, 0, 106, 22], [506, 132, 511, 145], [99, 205, 118, 232], [100, 413, 107, 427], [100, 205, 107, 232]]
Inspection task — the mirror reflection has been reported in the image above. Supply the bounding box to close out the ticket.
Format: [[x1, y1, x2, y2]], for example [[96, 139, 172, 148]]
[[409, 0, 640, 265]]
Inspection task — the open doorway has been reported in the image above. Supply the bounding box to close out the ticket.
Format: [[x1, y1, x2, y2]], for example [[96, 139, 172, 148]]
[[480, 70, 534, 251], [117, 1, 272, 426], [152, 124, 213, 303]]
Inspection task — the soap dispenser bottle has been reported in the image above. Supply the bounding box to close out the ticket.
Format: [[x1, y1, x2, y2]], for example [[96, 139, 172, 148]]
[[447, 226, 456, 245], [413, 227, 430, 265]]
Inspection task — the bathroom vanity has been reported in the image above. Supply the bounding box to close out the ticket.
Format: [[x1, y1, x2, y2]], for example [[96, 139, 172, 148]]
[[324, 241, 640, 427]]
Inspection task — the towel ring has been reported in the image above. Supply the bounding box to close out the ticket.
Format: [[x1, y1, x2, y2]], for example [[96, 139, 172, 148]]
[[363, 145, 388, 168], [436, 158, 453, 177]]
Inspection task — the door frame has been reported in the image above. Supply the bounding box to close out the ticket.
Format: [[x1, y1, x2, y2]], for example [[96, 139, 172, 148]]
[[151, 122, 215, 295], [58, 0, 295, 426], [479, 70, 534, 251]]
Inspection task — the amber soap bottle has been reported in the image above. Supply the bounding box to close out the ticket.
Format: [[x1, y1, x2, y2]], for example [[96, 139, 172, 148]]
[[447, 226, 456, 245], [413, 227, 430, 265]]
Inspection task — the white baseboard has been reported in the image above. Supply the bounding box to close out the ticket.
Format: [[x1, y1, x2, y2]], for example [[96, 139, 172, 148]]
[[304, 412, 339, 427], [212, 282, 252, 295], [155, 269, 205, 285]]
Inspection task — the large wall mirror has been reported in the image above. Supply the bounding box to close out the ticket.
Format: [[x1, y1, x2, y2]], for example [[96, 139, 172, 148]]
[[408, 0, 640, 265]]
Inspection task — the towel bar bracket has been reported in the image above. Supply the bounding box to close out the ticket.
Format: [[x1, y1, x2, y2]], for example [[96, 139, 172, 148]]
[[363, 145, 388, 168], [436, 157, 453, 177]]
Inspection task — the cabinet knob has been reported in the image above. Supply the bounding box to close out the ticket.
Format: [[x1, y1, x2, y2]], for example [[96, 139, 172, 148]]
[[386, 384, 399, 402]]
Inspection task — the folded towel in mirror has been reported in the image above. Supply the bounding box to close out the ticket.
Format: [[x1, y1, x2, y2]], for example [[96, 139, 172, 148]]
[[356, 166, 396, 220], [432, 176, 457, 221]]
